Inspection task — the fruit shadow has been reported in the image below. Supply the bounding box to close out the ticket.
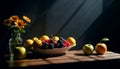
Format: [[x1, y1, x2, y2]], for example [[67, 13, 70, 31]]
[[74, 53, 97, 56], [26, 51, 66, 59]]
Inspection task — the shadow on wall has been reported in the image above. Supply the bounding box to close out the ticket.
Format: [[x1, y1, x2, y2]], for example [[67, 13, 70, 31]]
[[45, 0, 103, 50]]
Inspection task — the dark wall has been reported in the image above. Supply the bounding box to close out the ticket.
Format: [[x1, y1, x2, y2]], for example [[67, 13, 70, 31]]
[[78, 0, 120, 53], [0, 0, 120, 56], [83, 0, 120, 53], [102, 0, 120, 53]]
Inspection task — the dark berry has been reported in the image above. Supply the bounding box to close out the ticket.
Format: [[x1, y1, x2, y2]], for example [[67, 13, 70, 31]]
[[49, 39, 54, 43], [41, 42, 49, 49], [48, 43, 54, 49], [54, 43, 60, 48], [57, 40, 63, 44], [59, 43, 64, 48]]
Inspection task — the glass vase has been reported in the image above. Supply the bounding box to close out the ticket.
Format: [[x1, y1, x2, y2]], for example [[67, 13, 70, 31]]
[[9, 32, 23, 61]]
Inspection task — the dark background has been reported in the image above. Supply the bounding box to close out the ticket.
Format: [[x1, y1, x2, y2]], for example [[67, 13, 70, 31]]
[[0, 0, 120, 60]]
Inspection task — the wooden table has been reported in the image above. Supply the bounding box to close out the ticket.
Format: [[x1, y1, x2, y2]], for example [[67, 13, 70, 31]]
[[6, 50, 120, 69]]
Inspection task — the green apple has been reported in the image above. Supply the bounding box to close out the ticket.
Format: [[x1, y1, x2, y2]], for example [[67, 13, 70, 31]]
[[82, 44, 94, 55], [14, 46, 26, 59]]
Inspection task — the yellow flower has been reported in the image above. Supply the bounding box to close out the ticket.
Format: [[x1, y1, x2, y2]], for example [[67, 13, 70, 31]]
[[22, 16, 31, 23]]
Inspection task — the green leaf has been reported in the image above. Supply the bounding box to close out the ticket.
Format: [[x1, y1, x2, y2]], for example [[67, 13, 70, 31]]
[[19, 29, 25, 33], [101, 37, 110, 41], [13, 30, 19, 33]]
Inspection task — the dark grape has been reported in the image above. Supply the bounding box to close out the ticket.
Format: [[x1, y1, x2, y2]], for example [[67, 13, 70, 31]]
[[58, 43, 63, 48], [41, 42, 49, 49], [57, 40, 63, 44], [49, 39, 54, 43], [54, 43, 60, 48], [48, 43, 54, 49]]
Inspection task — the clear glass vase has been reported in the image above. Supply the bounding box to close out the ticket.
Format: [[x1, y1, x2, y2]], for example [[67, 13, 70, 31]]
[[9, 32, 23, 61]]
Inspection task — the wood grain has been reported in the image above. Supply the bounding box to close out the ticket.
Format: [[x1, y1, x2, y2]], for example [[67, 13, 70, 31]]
[[7, 50, 120, 68]]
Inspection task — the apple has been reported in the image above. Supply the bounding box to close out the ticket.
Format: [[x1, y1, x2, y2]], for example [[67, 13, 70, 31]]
[[33, 39, 42, 47], [40, 35, 49, 41], [82, 44, 94, 55], [95, 43, 107, 55], [14, 46, 26, 59], [66, 37, 76, 46], [95, 37, 109, 55], [52, 36, 59, 41], [24, 39, 34, 46], [32, 37, 39, 41]]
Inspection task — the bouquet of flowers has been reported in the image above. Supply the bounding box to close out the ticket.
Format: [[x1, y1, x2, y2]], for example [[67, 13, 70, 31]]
[[3, 15, 31, 33]]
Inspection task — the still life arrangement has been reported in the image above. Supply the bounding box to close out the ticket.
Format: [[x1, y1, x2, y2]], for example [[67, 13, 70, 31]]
[[24, 35, 76, 55], [3, 15, 31, 60], [3, 15, 109, 61], [3, 15, 77, 60]]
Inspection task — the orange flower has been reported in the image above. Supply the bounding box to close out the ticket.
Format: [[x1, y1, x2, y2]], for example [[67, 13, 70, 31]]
[[3, 19, 12, 26], [15, 20, 25, 29], [3, 15, 31, 33], [22, 16, 31, 23], [9, 15, 19, 21]]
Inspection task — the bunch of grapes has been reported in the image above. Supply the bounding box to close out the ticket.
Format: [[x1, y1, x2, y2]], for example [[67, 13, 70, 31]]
[[39, 37, 70, 49]]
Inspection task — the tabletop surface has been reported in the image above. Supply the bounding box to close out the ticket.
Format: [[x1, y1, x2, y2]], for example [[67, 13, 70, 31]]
[[7, 50, 120, 68]]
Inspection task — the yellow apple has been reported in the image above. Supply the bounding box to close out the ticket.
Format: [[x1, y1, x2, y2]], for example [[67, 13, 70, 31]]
[[40, 35, 49, 41], [24, 39, 34, 46], [14, 47, 26, 59], [52, 36, 59, 41], [66, 37, 76, 46], [32, 37, 39, 41], [34, 39, 42, 46]]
